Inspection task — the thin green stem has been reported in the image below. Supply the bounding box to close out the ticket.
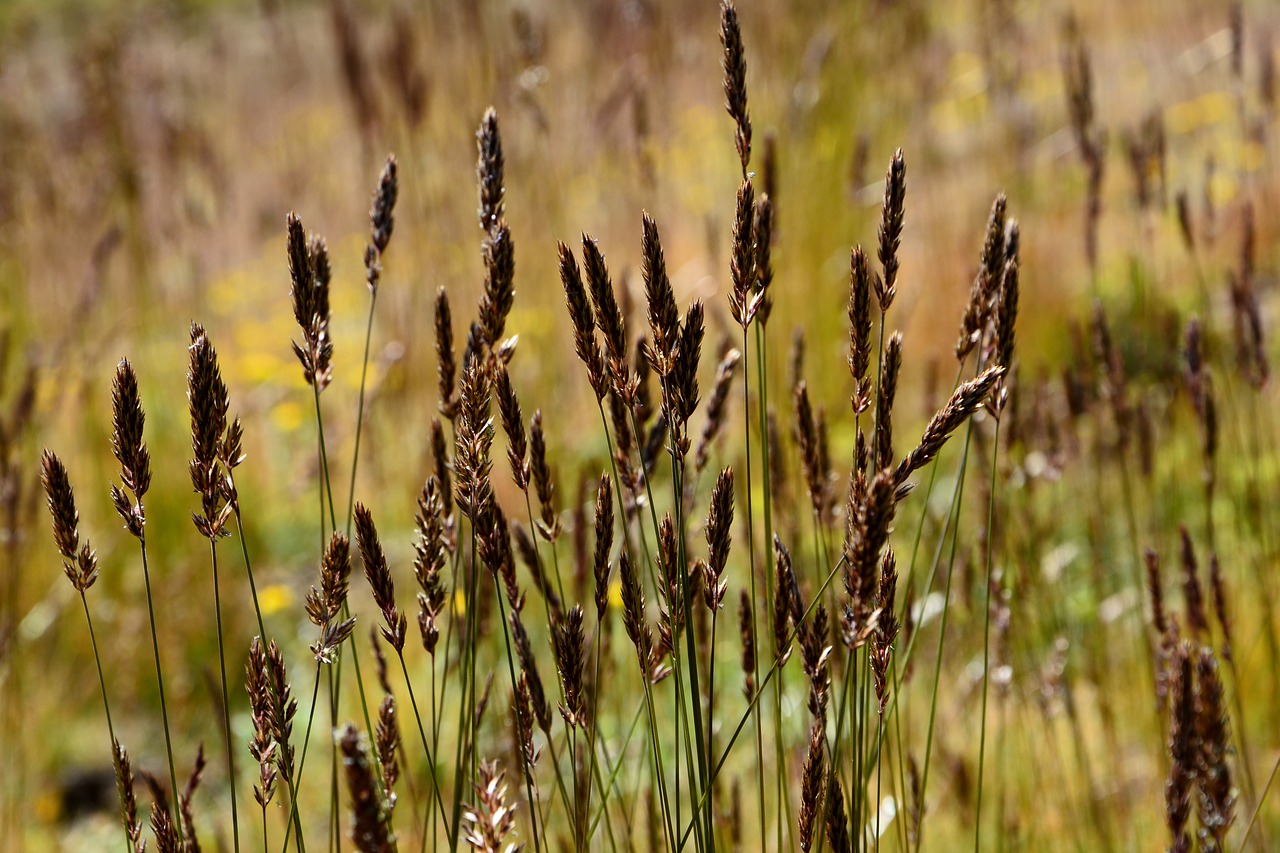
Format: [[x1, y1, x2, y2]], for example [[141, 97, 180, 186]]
[[80, 593, 131, 853], [138, 537, 183, 841], [740, 324, 767, 850], [395, 656, 452, 842], [973, 419, 1001, 853], [277, 663, 318, 853], [344, 291, 379, 534], [210, 542, 243, 853]]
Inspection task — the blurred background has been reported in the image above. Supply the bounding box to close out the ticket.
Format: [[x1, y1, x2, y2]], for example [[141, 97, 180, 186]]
[[0, 0, 1277, 849]]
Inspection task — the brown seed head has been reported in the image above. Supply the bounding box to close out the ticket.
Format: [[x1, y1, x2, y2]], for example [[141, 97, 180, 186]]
[[476, 108, 505, 235], [554, 605, 588, 728], [593, 473, 614, 618], [875, 333, 903, 471], [355, 503, 407, 653], [370, 154, 398, 256], [559, 241, 609, 400], [339, 724, 395, 853], [642, 213, 679, 374], [696, 348, 742, 473], [720, 0, 752, 174], [848, 246, 873, 413], [728, 179, 757, 328], [876, 151, 906, 311]]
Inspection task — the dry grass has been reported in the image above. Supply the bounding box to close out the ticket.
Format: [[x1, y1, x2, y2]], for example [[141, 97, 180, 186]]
[[4, 1, 1280, 852]]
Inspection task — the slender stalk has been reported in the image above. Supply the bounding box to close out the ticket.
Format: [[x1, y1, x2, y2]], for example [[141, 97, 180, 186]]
[[395, 656, 453, 841], [80, 593, 131, 853], [972, 419, 1001, 853], [491, 581, 544, 853], [210, 541, 243, 853], [914, 420, 975, 849], [1239, 751, 1280, 853], [344, 292, 379, 531], [138, 538, 184, 840], [277, 663, 318, 853], [739, 325, 767, 849]]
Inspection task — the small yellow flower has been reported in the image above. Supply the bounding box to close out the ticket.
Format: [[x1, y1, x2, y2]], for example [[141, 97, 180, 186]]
[[259, 583, 294, 616]]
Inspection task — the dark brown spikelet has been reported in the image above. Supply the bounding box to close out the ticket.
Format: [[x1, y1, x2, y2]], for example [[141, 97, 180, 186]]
[[370, 154, 398, 256], [875, 333, 902, 471], [375, 696, 400, 814], [264, 640, 298, 785], [515, 675, 539, 770], [894, 366, 1004, 490], [476, 107, 505, 234], [848, 246, 874, 414], [773, 536, 795, 664], [429, 419, 455, 543], [696, 348, 742, 473], [799, 602, 831, 719], [876, 150, 906, 312], [529, 411, 560, 540], [355, 503, 407, 653], [554, 605, 588, 728], [669, 300, 705, 455], [454, 358, 495, 523], [593, 474, 614, 618], [1178, 526, 1208, 638], [634, 336, 654, 427], [798, 723, 826, 852], [479, 221, 516, 348], [339, 724, 395, 853], [704, 467, 734, 611], [559, 242, 609, 401], [1207, 554, 1233, 663], [1194, 647, 1234, 849], [111, 359, 151, 538], [990, 258, 1020, 417], [493, 364, 529, 491], [511, 521, 560, 617], [414, 478, 449, 656], [825, 775, 853, 853], [754, 192, 775, 324], [113, 740, 143, 850], [1165, 642, 1194, 851], [957, 194, 1007, 360], [179, 744, 206, 853], [720, 0, 752, 174], [728, 178, 757, 328], [619, 551, 652, 671], [151, 801, 183, 853], [435, 288, 459, 419], [872, 549, 900, 714], [246, 642, 278, 809], [642, 213, 680, 374], [187, 323, 232, 540], [307, 532, 357, 663], [510, 611, 551, 733], [794, 382, 825, 518], [581, 235, 631, 398], [41, 450, 100, 592], [287, 215, 334, 392], [1145, 548, 1167, 636], [738, 589, 756, 697], [995, 254, 1020, 365], [848, 470, 896, 621], [462, 760, 521, 853]]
